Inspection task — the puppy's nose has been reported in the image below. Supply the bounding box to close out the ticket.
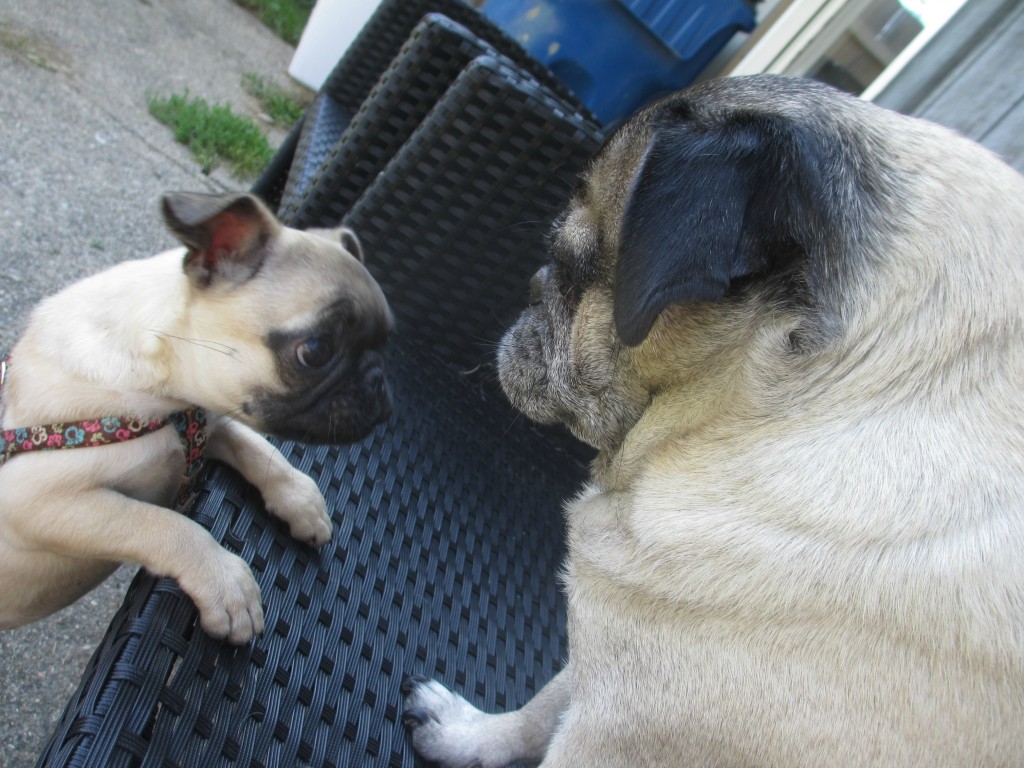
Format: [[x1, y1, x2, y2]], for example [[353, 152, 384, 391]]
[[359, 350, 384, 379], [359, 350, 388, 392], [357, 350, 392, 421], [529, 266, 550, 306]]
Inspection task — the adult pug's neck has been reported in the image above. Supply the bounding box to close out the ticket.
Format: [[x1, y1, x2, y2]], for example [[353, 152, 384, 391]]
[[590, 406, 674, 492], [589, 374, 746, 493]]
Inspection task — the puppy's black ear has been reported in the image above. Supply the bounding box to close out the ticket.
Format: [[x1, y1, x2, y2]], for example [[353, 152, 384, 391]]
[[162, 192, 280, 287], [614, 120, 766, 346]]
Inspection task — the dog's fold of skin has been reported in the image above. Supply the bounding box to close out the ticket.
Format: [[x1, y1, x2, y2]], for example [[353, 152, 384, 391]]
[[0, 191, 393, 644], [403, 75, 1024, 766]]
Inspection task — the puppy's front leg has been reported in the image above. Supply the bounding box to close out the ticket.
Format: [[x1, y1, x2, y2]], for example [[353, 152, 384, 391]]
[[403, 666, 572, 768], [11, 488, 263, 643], [206, 420, 332, 547]]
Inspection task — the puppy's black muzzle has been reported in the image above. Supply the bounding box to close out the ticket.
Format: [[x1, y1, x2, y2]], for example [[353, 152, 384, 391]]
[[251, 346, 392, 445]]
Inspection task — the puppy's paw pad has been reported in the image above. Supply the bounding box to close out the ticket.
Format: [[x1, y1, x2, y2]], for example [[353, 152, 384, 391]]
[[402, 676, 494, 767]]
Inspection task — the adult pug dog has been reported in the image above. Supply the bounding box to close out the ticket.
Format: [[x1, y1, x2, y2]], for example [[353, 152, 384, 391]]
[[403, 75, 1024, 765], [0, 192, 392, 644]]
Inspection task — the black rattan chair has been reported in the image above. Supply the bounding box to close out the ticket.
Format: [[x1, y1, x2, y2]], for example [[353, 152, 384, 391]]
[[256, 0, 596, 215], [38, 4, 604, 767], [279, 12, 529, 231]]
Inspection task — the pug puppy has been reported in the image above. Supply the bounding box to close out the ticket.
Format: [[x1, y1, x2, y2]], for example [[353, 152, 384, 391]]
[[403, 75, 1024, 765], [0, 192, 393, 645]]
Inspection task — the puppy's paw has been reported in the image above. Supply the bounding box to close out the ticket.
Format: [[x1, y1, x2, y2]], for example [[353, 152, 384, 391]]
[[402, 675, 502, 768], [181, 550, 264, 645], [263, 469, 332, 548]]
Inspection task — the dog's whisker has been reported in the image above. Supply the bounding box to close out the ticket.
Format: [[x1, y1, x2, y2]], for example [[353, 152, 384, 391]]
[[151, 330, 238, 357], [208, 408, 245, 431], [500, 407, 525, 438]]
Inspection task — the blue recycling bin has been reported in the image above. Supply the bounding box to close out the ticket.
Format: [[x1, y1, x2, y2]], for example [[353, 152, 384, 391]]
[[479, 0, 757, 125]]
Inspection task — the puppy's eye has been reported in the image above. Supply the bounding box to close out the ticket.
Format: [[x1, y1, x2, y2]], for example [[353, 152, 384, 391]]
[[295, 336, 333, 368]]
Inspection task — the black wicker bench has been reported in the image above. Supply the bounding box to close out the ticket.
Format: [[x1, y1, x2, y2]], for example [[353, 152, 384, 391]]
[[38, 2, 604, 766]]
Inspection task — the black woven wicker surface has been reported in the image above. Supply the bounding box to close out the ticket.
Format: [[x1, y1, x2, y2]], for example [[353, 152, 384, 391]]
[[37, 336, 588, 768], [280, 13, 509, 223], [320, 0, 594, 129], [251, 117, 303, 212], [276, 0, 595, 217], [280, 94, 354, 211]]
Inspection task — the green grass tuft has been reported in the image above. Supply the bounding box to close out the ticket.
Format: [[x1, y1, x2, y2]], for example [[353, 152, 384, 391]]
[[234, 0, 315, 46], [148, 91, 273, 180], [242, 73, 307, 127]]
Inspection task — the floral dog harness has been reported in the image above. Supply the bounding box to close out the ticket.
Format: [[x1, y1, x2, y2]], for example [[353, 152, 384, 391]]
[[0, 356, 207, 510]]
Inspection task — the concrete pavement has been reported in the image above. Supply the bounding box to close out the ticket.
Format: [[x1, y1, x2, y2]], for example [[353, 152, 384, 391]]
[[0, 1, 308, 763]]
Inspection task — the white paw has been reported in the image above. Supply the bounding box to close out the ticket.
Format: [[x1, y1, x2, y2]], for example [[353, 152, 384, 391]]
[[264, 469, 332, 547], [402, 675, 499, 768], [181, 549, 264, 645]]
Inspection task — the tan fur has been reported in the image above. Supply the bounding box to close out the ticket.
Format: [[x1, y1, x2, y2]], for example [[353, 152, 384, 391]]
[[0, 195, 391, 644], [404, 76, 1024, 766]]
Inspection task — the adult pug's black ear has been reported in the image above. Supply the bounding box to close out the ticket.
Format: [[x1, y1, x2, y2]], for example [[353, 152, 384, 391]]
[[161, 192, 280, 287], [614, 119, 766, 346]]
